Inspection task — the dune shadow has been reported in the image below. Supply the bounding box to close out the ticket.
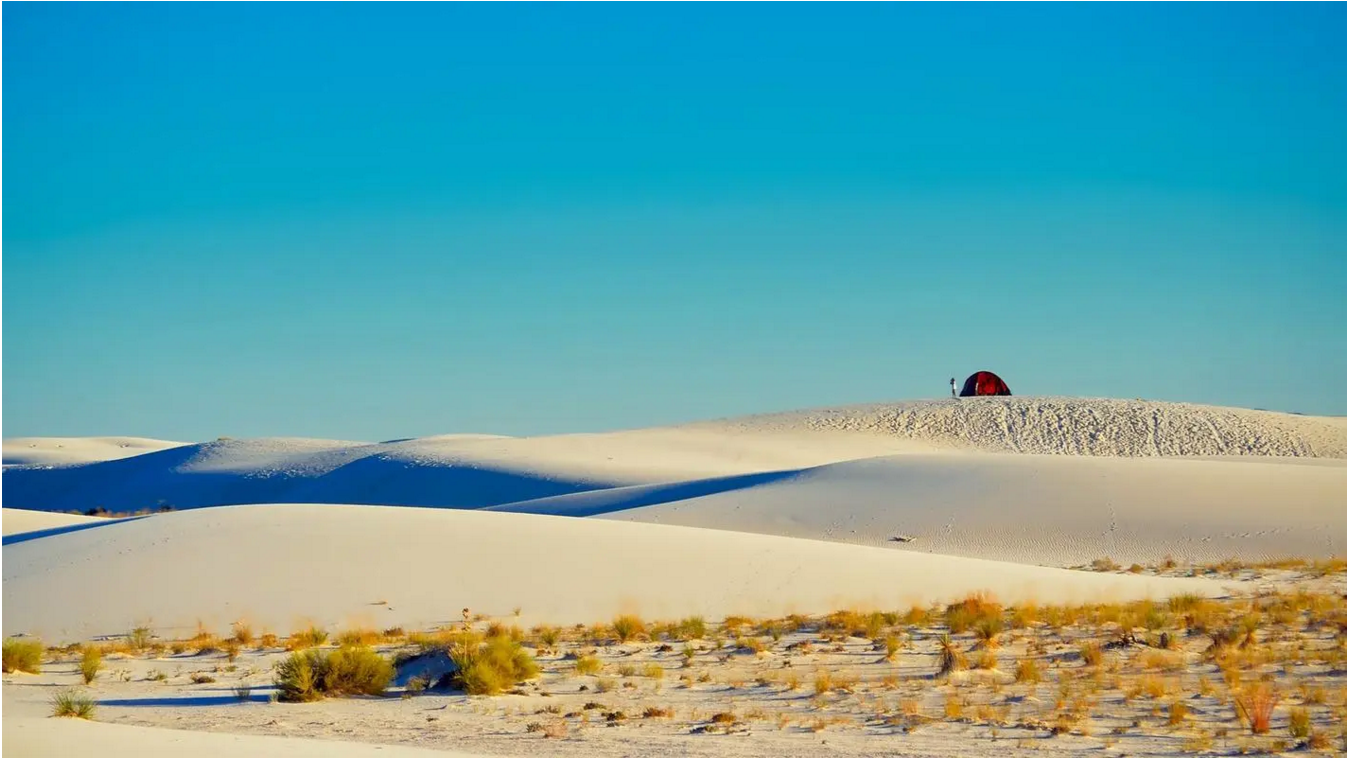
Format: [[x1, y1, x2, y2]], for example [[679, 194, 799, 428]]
[[99, 694, 271, 707], [3, 517, 146, 546], [487, 468, 807, 517]]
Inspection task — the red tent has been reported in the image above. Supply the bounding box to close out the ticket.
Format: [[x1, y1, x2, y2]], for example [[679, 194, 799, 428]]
[[959, 371, 1011, 397]]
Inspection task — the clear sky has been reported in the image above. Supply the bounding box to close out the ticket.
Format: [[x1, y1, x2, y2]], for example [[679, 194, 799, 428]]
[[4, 3, 1346, 441]]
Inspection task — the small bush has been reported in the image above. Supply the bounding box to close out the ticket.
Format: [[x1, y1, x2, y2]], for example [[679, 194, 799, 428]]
[[191, 673, 216, 684], [883, 634, 902, 661], [813, 670, 832, 695], [1091, 557, 1121, 572], [1168, 701, 1188, 726], [575, 654, 602, 676], [127, 626, 153, 652], [273, 645, 393, 702], [944, 593, 1002, 635], [51, 689, 96, 719], [287, 625, 328, 650], [447, 632, 539, 695], [1015, 658, 1042, 684], [231, 621, 254, 646], [643, 663, 664, 679], [612, 615, 645, 643], [1287, 706, 1310, 739], [234, 684, 252, 701], [335, 628, 380, 647], [3, 638, 42, 674], [1079, 642, 1103, 667], [936, 634, 966, 676], [80, 647, 103, 684]]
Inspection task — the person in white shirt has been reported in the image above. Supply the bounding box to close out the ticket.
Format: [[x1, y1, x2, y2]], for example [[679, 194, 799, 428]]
[[950, 377, 957, 398]]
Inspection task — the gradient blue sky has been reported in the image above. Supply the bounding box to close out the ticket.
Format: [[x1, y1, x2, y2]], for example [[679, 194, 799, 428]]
[[4, 3, 1346, 441]]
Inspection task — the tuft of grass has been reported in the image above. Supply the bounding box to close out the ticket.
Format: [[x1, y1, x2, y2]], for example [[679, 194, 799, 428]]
[[1287, 706, 1310, 739], [234, 684, 252, 701], [1168, 701, 1188, 726], [596, 677, 617, 693], [972, 648, 997, 670], [127, 626, 153, 652], [1015, 658, 1042, 684], [612, 615, 645, 643], [575, 654, 602, 676], [51, 689, 96, 719], [446, 631, 539, 696], [273, 645, 393, 702], [3, 638, 43, 674], [191, 673, 216, 684], [937, 634, 966, 677], [1079, 641, 1103, 667], [1234, 682, 1279, 734], [944, 593, 1002, 635], [883, 634, 902, 661], [231, 621, 254, 647], [642, 663, 664, 680], [335, 628, 380, 647], [532, 625, 561, 652], [80, 646, 103, 684], [1090, 557, 1121, 572], [287, 625, 328, 650], [643, 706, 673, 718], [813, 670, 833, 695], [674, 616, 706, 641]]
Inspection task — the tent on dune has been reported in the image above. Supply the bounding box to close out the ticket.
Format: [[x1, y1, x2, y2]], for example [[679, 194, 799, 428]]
[[956, 371, 1011, 397]]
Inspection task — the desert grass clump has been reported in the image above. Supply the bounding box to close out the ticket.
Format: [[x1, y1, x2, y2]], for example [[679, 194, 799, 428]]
[[813, 670, 833, 695], [79, 646, 103, 684], [335, 628, 381, 647], [1015, 658, 1042, 684], [231, 620, 254, 647], [1168, 700, 1188, 726], [51, 689, 96, 719], [973, 648, 997, 670], [1287, 706, 1311, 739], [234, 684, 252, 701], [3, 638, 43, 674], [447, 631, 539, 696], [1090, 557, 1121, 572], [1079, 641, 1103, 668], [944, 593, 1002, 636], [612, 615, 645, 643], [273, 645, 393, 702], [883, 634, 902, 661], [1234, 682, 1279, 734], [673, 616, 706, 641], [937, 634, 967, 677], [287, 625, 328, 650], [575, 654, 603, 676], [642, 663, 664, 680], [127, 626, 153, 652], [531, 625, 561, 652]]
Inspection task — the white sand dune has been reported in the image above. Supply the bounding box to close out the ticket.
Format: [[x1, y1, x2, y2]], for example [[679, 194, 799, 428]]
[[491, 452, 1347, 565], [2, 507, 114, 537], [2, 716, 460, 757], [2, 436, 186, 467], [3, 399, 1341, 518], [1, 503, 1227, 641], [699, 397, 1347, 458]]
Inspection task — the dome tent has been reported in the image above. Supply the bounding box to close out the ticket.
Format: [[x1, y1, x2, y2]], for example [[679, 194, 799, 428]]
[[959, 371, 1011, 397]]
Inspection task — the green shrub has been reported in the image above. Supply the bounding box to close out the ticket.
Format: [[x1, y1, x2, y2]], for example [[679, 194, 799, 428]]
[[127, 626, 153, 652], [324, 645, 395, 696], [273, 645, 393, 702], [51, 688, 96, 718], [446, 631, 539, 695], [80, 646, 102, 684], [3, 638, 42, 674]]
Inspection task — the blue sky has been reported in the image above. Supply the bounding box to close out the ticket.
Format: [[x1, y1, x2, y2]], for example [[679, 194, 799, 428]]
[[4, 3, 1346, 440]]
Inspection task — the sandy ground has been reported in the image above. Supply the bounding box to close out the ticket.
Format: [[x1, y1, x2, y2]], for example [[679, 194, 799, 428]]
[[5, 570, 1345, 758]]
